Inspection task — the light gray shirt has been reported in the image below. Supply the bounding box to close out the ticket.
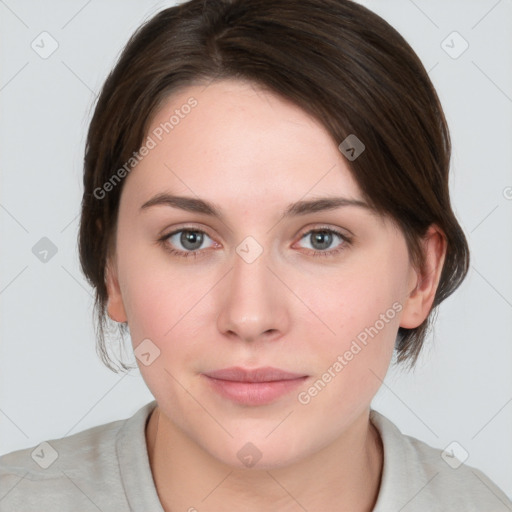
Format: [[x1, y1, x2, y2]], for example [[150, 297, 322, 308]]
[[1, 400, 511, 511]]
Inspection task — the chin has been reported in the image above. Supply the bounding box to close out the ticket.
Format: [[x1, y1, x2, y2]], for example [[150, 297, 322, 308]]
[[203, 434, 315, 472]]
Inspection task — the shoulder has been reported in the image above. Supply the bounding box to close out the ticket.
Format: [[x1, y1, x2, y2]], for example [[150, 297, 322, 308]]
[[0, 413, 130, 511], [370, 409, 512, 512]]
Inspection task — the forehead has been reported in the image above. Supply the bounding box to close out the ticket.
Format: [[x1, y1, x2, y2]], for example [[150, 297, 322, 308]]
[[122, 79, 365, 214]]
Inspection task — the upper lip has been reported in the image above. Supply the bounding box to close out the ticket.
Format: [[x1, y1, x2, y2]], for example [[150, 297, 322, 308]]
[[203, 366, 307, 383]]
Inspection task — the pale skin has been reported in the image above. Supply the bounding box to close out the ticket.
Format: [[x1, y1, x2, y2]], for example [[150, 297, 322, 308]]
[[105, 79, 446, 511]]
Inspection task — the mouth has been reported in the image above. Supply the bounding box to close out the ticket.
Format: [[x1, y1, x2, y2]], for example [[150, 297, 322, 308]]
[[201, 366, 309, 406]]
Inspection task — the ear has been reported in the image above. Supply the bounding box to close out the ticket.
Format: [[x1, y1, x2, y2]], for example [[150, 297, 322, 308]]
[[400, 225, 447, 329], [105, 256, 128, 323]]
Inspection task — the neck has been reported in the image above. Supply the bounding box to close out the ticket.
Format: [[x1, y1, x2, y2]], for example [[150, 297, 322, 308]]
[[146, 406, 383, 512]]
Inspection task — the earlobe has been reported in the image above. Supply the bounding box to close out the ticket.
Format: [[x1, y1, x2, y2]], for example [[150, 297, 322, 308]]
[[105, 258, 128, 323], [399, 225, 447, 329]]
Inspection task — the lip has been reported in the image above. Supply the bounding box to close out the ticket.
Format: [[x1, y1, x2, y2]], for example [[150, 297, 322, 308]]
[[201, 366, 309, 406]]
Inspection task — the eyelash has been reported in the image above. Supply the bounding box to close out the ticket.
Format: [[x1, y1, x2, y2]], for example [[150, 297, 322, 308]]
[[157, 226, 352, 260]]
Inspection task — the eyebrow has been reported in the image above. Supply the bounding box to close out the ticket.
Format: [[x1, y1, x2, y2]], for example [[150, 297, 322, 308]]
[[139, 193, 372, 219]]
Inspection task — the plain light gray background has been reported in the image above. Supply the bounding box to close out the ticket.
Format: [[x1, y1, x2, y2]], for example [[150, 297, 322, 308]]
[[1, 0, 511, 500]]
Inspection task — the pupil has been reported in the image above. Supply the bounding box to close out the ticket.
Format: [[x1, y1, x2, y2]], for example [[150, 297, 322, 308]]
[[182, 231, 203, 250], [313, 231, 332, 250]]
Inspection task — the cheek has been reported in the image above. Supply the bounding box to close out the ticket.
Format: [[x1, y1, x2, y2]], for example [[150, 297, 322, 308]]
[[119, 260, 219, 383], [299, 248, 406, 387], [122, 268, 208, 407], [310, 261, 405, 344], [295, 275, 400, 426], [115, 230, 204, 342], [120, 274, 171, 344]]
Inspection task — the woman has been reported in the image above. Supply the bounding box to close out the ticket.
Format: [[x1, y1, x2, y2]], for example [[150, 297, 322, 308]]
[[1, 0, 510, 510]]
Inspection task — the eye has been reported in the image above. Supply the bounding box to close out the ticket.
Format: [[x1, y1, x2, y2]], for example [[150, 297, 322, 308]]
[[296, 228, 351, 257], [158, 228, 216, 258], [158, 226, 352, 260]]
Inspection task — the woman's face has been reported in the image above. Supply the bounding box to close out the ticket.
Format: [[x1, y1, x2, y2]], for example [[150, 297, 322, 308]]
[[106, 79, 419, 468]]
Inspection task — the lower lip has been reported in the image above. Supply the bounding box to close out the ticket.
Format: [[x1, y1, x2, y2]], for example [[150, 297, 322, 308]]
[[202, 375, 308, 406]]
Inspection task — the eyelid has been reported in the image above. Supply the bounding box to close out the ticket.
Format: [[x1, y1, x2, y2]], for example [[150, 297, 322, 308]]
[[297, 223, 352, 239], [160, 222, 351, 243], [160, 223, 215, 239]]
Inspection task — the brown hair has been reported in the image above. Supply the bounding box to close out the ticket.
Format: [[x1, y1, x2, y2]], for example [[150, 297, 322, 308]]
[[78, 0, 469, 373]]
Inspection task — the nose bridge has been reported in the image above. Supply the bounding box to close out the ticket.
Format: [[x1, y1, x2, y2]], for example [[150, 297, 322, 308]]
[[230, 236, 276, 309], [216, 234, 287, 340]]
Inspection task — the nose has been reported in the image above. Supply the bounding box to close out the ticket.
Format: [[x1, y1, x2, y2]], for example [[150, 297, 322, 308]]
[[216, 242, 290, 343]]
